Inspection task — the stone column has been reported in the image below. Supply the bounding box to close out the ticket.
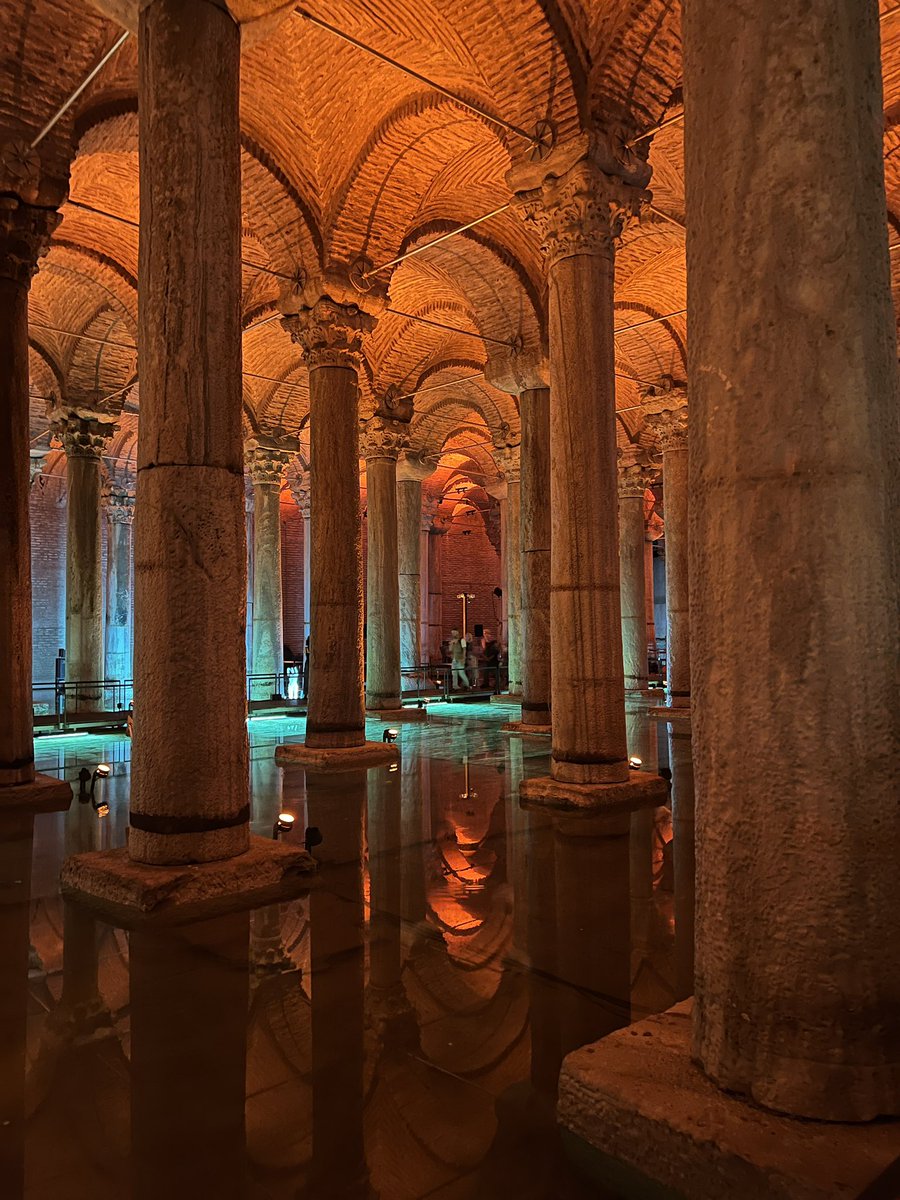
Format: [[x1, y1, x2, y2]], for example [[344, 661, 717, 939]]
[[425, 506, 447, 660], [53, 409, 117, 712], [617, 460, 655, 691], [512, 138, 666, 809], [245, 438, 295, 702], [492, 443, 523, 695], [130, 0, 248, 865], [684, 0, 900, 1123], [519, 387, 551, 727], [290, 472, 312, 647], [104, 490, 134, 688], [280, 298, 397, 767], [397, 453, 431, 677], [0, 192, 63, 792], [643, 540, 656, 667], [646, 403, 689, 708], [361, 416, 407, 713]]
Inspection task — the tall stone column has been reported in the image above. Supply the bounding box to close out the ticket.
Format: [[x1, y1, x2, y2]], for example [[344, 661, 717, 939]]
[[279, 297, 397, 767], [617, 460, 656, 691], [512, 137, 666, 810], [53, 409, 117, 712], [130, 0, 248, 864], [645, 401, 689, 708], [290, 471, 312, 647], [519, 387, 551, 727], [362, 416, 407, 713], [425, 506, 447, 660], [245, 437, 295, 702], [104, 490, 134, 688], [397, 453, 431, 676], [492, 443, 523, 695]]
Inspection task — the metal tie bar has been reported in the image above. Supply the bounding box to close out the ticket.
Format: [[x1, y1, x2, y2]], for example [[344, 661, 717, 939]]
[[31, 31, 131, 149], [292, 8, 536, 146], [626, 110, 685, 149], [386, 306, 516, 348], [363, 204, 511, 280]]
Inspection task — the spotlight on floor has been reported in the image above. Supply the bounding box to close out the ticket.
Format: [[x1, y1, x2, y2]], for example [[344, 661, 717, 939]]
[[383, 728, 399, 743], [304, 826, 323, 853], [389, 763, 399, 772], [273, 812, 295, 840], [91, 764, 111, 814], [628, 755, 643, 769]]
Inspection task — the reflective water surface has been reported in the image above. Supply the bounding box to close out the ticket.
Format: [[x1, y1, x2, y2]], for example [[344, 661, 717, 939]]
[[5, 702, 692, 1199]]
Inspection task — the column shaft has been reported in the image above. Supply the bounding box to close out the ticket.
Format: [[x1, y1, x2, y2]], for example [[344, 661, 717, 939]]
[[65, 452, 104, 708], [505, 476, 523, 692], [618, 471, 651, 690], [104, 502, 133, 687], [686, 0, 900, 1119], [303, 511, 311, 646], [519, 387, 551, 724], [250, 483, 284, 700], [131, 0, 247, 864], [397, 478, 422, 674], [426, 530, 444, 658], [662, 444, 689, 706], [364, 441, 403, 711]]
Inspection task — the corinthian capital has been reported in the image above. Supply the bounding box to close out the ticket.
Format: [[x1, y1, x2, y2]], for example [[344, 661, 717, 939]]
[[645, 407, 688, 453], [492, 442, 521, 483], [106, 492, 135, 525], [245, 434, 298, 487], [0, 195, 60, 285], [282, 298, 374, 370], [617, 459, 659, 499], [49, 406, 118, 459], [360, 416, 409, 461], [509, 134, 650, 271], [290, 471, 311, 518]]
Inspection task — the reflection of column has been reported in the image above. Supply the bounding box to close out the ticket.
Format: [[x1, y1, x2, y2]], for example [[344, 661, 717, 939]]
[[284, 300, 373, 750], [306, 768, 371, 1198], [687, 0, 899, 1123], [362, 416, 407, 712], [668, 723, 694, 1002], [104, 491, 134, 687], [397, 454, 431, 676], [54, 409, 118, 711], [617, 461, 655, 691], [245, 438, 295, 701], [130, 0, 248, 865], [130, 915, 250, 1199], [491, 444, 522, 693], [400, 751, 430, 927], [519, 387, 551, 726], [525, 809, 561, 1096], [426, 513, 447, 659], [646, 405, 689, 708], [512, 142, 665, 811], [368, 766, 404, 1009]]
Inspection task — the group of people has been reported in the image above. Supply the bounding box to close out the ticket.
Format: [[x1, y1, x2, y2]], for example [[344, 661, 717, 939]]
[[444, 628, 504, 692]]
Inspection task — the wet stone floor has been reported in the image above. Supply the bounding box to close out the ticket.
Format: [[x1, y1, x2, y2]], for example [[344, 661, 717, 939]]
[[8, 700, 694, 1200]]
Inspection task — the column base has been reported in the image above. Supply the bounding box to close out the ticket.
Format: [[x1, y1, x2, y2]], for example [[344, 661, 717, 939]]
[[59, 835, 315, 928], [491, 692, 523, 704], [0, 773, 72, 814], [558, 1001, 900, 1200], [275, 741, 400, 770], [649, 705, 692, 725], [502, 721, 552, 736], [520, 769, 668, 815], [365, 707, 427, 722]]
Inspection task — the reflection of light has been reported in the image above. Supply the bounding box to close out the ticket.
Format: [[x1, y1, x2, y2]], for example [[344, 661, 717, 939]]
[[629, 756, 643, 769], [273, 812, 295, 839], [94, 801, 109, 818], [389, 763, 399, 772], [95, 763, 111, 778]]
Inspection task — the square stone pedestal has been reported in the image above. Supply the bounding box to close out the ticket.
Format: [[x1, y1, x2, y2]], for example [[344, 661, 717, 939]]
[[275, 741, 400, 770], [491, 693, 523, 705], [520, 769, 668, 815], [0, 772, 72, 814], [60, 835, 316, 928], [501, 721, 552, 736], [365, 707, 428, 722], [559, 1001, 900, 1200], [649, 706, 691, 725]]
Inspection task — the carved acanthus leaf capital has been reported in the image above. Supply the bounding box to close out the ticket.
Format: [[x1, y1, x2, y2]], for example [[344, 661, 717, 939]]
[[49, 406, 118, 460], [282, 298, 374, 370], [617, 459, 659, 499], [105, 492, 135, 525], [291, 472, 311, 517], [492, 442, 521, 484], [360, 416, 408, 462], [0, 195, 60, 285], [245, 435, 298, 487], [645, 407, 688, 453]]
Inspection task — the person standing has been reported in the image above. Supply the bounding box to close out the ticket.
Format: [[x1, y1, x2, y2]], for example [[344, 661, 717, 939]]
[[449, 629, 469, 691]]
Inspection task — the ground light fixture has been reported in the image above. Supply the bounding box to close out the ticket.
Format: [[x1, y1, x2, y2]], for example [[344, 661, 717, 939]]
[[273, 812, 295, 840], [92, 763, 111, 815], [629, 756, 643, 769], [304, 826, 323, 853], [383, 728, 399, 743], [78, 762, 111, 806]]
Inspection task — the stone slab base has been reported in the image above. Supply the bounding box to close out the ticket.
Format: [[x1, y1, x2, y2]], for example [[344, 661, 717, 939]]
[[491, 693, 523, 704], [520, 769, 668, 814], [60, 835, 316, 929], [559, 1001, 900, 1200], [0, 772, 72, 814], [501, 721, 552, 736], [365, 707, 428, 722], [649, 706, 692, 724], [275, 741, 400, 769]]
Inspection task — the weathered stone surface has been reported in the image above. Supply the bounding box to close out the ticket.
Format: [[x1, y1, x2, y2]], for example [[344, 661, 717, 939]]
[[559, 1003, 900, 1200], [275, 741, 400, 769], [519, 387, 551, 727], [520, 768, 668, 814], [0, 773, 72, 814], [685, 0, 900, 1119], [363, 419, 406, 711], [60, 836, 314, 927], [617, 462, 655, 691]]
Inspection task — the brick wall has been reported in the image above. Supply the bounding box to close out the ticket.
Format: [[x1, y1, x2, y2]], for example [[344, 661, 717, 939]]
[[440, 516, 502, 643], [30, 475, 68, 693]]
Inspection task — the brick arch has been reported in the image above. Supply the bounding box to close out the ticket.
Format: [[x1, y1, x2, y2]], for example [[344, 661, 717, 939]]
[[586, 0, 682, 135]]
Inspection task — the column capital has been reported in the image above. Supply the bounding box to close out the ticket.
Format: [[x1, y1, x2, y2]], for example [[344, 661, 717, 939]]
[[282, 297, 374, 371], [645, 406, 688, 453], [49, 406, 118, 460], [492, 442, 521, 484], [290, 472, 311, 518], [617, 458, 659, 499], [397, 451, 433, 484], [508, 134, 651, 271], [105, 492, 135, 526], [0, 192, 60, 285], [245, 435, 297, 487], [360, 416, 408, 462]]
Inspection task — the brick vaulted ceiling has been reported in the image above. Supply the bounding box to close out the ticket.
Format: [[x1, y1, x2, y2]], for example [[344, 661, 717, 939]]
[[6, 0, 900, 491]]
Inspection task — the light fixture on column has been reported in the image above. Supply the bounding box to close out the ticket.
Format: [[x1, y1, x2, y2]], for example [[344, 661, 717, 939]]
[[273, 812, 296, 840], [383, 728, 399, 744]]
